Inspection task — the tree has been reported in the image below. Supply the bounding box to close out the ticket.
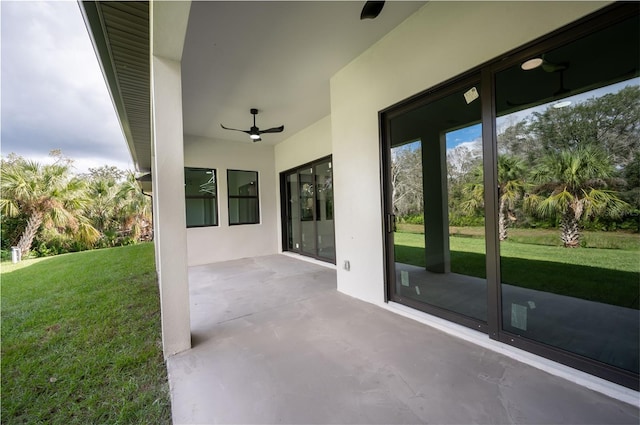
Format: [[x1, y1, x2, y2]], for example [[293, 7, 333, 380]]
[[498, 85, 640, 170], [446, 139, 482, 183], [525, 146, 628, 247], [497, 119, 538, 161], [85, 168, 122, 234], [84, 165, 124, 181], [391, 142, 423, 218], [458, 155, 527, 240], [456, 164, 484, 223], [116, 172, 153, 242], [84, 167, 152, 245], [620, 152, 640, 212], [528, 85, 640, 168], [0, 153, 100, 256], [496, 155, 527, 240]]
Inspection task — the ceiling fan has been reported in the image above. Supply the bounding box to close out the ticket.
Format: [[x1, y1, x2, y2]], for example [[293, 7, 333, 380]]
[[220, 108, 284, 142], [361, 1, 385, 20]]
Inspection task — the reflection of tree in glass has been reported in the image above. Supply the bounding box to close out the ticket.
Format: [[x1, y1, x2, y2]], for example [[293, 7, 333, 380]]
[[393, 85, 639, 242], [501, 85, 640, 169], [460, 155, 527, 241], [391, 143, 423, 218], [301, 183, 313, 196], [495, 84, 639, 245], [318, 176, 332, 193], [199, 174, 216, 195], [525, 146, 628, 247]]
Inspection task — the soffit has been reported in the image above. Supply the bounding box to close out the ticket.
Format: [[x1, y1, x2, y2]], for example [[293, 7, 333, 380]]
[[81, 1, 151, 172], [181, 1, 426, 145]]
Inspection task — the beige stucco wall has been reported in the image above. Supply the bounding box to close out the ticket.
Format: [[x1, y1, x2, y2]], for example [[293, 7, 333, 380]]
[[274, 114, 332, 173], [274, 115, 333, 253], [183, 135, 278, 266], [329, 1, 610, 304]]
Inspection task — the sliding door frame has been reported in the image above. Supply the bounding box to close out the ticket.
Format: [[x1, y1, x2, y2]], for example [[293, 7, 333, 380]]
[[280, 155, 336, 264], [380, 72, 487, 333], [379, 3, 639, 389]]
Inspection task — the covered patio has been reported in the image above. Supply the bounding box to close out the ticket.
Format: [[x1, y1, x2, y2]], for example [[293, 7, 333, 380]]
[[80, 1, 639, 416], [167, 255, 638, 424]]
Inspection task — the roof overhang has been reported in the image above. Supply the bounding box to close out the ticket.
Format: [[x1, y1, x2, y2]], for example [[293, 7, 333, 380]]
[[79, 1, 427, 167], [136, 172, 153, 194], [79, 1, 151, 173]]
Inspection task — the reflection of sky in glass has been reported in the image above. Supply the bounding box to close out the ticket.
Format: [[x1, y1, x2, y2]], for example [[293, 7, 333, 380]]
[[446, 124, 481, 150], [445, 78, 639, 151], [390, 140, 421, 160], [496, 79, 639, 131]]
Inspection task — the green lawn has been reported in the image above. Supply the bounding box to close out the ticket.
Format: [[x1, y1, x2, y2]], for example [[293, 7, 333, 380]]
[[394, 232, 640, 309], [398, 223, 640, 251], [1, 243, 171, 424]]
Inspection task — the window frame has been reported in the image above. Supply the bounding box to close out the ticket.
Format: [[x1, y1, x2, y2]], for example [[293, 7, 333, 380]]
[[184, 167, 218, 228], [227, 169, 260, 225], [379, 3, 639, 390], [279, 155, 336, 264]]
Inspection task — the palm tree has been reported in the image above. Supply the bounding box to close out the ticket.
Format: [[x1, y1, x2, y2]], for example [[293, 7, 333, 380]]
[[86, 177, 121, 234], [0, 156, 99, 256], [525, 146, 628, 247], [458, 164, 484, 216], [83, 169, 152, 245], [459, 155, 527, 240], [496, 155, 527, 241], [115, 172, 153, 241]]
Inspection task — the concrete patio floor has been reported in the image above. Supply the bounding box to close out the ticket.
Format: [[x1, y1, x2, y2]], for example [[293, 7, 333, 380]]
[[167, 254, 639, 424]]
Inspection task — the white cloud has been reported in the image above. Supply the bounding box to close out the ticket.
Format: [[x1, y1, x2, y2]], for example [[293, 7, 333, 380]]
[[447, 138, 482, 154], [446, 137, 482, 177], [1, 1, 131, 170], [21, 152, 133, 176]]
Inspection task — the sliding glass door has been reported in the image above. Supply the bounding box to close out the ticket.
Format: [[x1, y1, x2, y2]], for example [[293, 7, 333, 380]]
[[493, 11, 639, 382], [381, 5, 638, 389], [384, 77, 487, 328], [299, 167, 316, 256], [282, 156, 335, 263]]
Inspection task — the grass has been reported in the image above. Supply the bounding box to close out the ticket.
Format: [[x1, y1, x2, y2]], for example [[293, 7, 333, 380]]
[[394, 232, 640, 309], [398, 223, 640, 251], [1, 243, 171, 425]]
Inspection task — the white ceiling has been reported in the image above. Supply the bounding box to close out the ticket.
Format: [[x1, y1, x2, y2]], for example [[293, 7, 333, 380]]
[[181, 1, 425, 145]]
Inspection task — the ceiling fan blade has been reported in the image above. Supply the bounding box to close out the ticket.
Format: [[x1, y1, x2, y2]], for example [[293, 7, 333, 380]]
[[221, 124, 251, 135], [360, 1, 385, 20], [259, 125, 284, 134]]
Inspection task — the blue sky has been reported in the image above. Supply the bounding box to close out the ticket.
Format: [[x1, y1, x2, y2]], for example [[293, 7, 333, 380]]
[[1, 1, 131, 173], [445, 124, 481, 150]]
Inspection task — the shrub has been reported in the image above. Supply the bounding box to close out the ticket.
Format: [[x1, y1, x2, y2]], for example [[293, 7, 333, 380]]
[[449, 215, 484, 227], [0, 249, 11, 261], [0, 216, 26, 252], [399, 214, 424, 225]]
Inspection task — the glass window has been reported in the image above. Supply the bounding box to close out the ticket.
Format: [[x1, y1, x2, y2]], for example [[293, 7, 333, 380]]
[[381, 4, 639, 389], [495, 14, 639, 374], [281, 156, 335, 263], [285, 172, 301, 251], [185, 167, 218, 227], [388, 80, 486, 323], [228, 170, 259, 225], [315, 160, 335, 261]]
